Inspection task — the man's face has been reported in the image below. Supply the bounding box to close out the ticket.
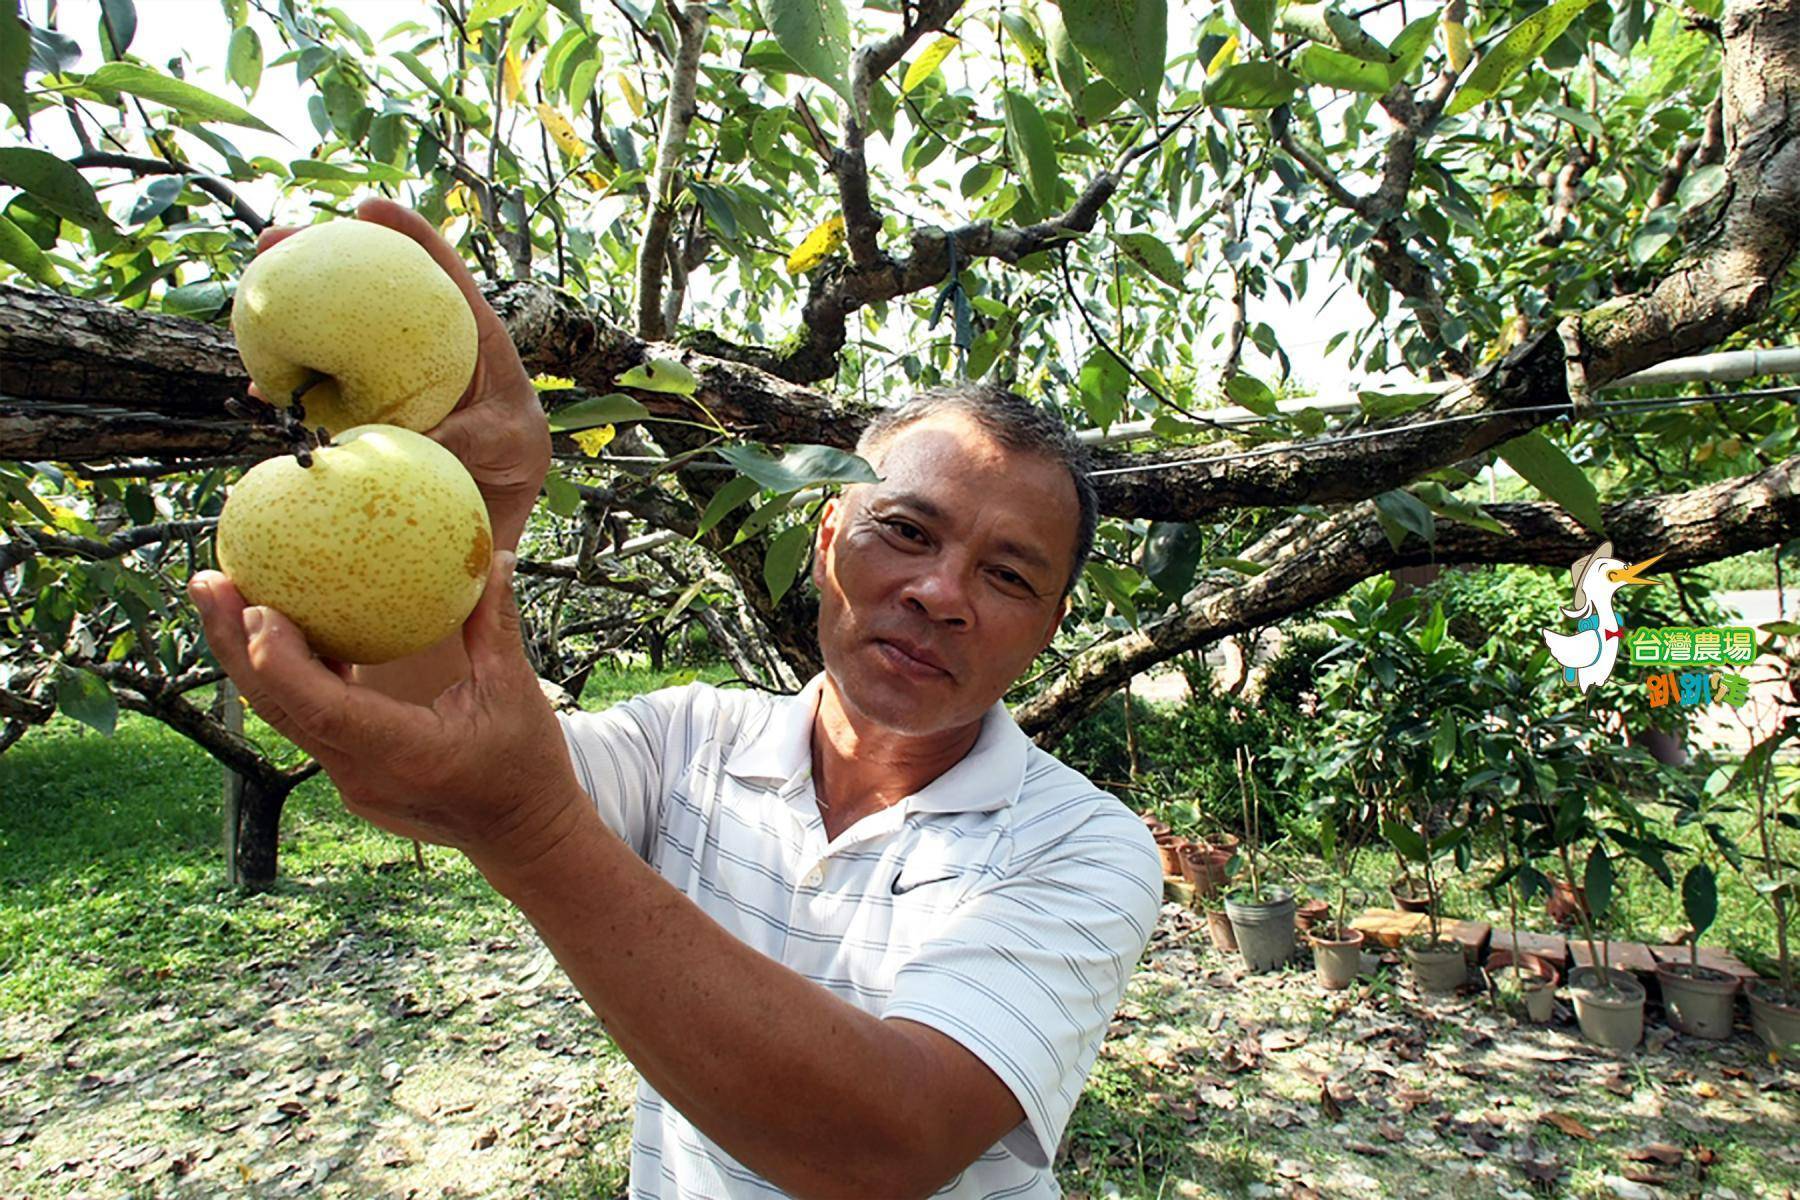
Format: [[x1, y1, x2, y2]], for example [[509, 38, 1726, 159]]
[[813, 411, 1079, 738]]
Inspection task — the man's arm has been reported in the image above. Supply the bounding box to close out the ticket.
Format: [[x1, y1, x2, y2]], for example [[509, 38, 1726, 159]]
[[475, 800, 1028, 1200]]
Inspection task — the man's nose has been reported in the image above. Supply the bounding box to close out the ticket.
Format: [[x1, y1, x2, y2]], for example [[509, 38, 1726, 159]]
[[900, 559, 973, 627]]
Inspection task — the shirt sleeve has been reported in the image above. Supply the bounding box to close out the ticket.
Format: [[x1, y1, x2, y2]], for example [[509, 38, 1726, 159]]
[[555, 684, 701, 862], [879, 803, 1163, 1169]]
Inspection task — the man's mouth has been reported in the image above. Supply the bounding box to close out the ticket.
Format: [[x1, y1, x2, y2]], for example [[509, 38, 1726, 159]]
[[873, 637, 953, 679]]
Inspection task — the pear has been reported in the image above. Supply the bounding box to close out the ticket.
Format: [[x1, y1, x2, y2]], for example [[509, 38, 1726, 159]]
[[215, 426, 493, 665], [231, 220, 478, 435]]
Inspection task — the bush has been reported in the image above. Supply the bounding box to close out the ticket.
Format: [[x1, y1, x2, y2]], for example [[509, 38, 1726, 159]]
[[1254, 627, 1338, 715]]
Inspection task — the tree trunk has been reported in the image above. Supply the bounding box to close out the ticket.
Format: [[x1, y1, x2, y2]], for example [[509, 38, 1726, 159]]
[[218, 679, 246, 889], [231, 773, 294, 892]]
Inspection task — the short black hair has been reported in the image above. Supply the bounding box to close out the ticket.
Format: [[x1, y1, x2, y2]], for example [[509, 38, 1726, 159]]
[[856, 384, 1098, 599]]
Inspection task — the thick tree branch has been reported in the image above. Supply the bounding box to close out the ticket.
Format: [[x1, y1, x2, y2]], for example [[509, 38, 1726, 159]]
[[1018, 454, 1800, 742], [636, 3, 710, 339]]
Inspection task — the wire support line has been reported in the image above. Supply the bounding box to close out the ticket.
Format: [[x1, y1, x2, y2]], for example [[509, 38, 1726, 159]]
[[1085, 387, 1800, 479]]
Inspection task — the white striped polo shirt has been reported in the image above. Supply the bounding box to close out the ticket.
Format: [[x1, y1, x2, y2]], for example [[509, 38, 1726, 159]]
[[555, 675, 1163, 1199]]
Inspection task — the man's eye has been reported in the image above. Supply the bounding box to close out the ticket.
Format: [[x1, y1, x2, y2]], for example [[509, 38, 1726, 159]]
[[994, 568, 1035, 592], [883, 518, 926, 542]]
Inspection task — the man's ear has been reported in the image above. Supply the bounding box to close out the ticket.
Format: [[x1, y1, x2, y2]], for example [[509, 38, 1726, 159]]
[[813, 496, 843, 589]]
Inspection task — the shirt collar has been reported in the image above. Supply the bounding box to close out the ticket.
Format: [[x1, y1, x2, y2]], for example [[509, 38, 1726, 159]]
[[723, 674, 1028, 815]]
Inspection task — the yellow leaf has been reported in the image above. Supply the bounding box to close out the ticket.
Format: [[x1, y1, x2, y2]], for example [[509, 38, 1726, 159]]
[[617, 71, 645, 118], [446, 182, 474, 214], [572, 425, 617, 456], [535, 102, 588, 158], [784, 215, 847, 275], [901, 35, 958, 95], [503, 47, 524, 104], [532, 374, 576, 391], [578, 169, 607, 190], [1442, 17, 1472, 72], [1207, 35, 1239, 77]]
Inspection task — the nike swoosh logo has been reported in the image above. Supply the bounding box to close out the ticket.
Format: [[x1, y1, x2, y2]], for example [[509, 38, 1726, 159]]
[[891, 873, 959, 896]]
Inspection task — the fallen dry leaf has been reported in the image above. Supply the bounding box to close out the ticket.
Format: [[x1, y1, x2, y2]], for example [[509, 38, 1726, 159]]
[[1624, 1144, 1684, 1165], [1320, 1081, 1342, 1122], [1538, 1112, 1597, 1140]]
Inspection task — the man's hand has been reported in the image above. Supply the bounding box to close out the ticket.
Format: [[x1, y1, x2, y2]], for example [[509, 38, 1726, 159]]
[[187, 551, 592, 875], [250, 197, 552, 550]]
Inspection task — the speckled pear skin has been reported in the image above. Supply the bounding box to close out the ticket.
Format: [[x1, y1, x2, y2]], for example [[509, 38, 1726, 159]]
[[231, 221, 478, 435], [215, 426, 493, 665]]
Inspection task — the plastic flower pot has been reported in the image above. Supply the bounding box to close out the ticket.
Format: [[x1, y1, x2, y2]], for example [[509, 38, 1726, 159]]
[[1570, 966, 1646, 1051], [1487, 949, 1561, 1024], [1746, 979, 1800, 1057], [1225, 887, 1296, 973], [1405, 939, 1467, 994], [1655, 962, 1739, 1040], [1205, 909, 1239, 953], [1309, 927, 1364, 991]]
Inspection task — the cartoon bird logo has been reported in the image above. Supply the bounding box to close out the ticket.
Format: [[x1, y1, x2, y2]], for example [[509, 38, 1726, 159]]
[[1542, 540, 1664, 691]]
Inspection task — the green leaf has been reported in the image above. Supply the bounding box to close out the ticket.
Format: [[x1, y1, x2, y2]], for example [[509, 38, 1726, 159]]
[[83, 63, 278, 133], [1141, 521, 1203, 597], [1203, 62, 1300, 109], [1085, 560, 1139, 625], [54, 666, 117, 737], [161, 279, 227, 319], [541, 468, 581, 519], [1276, 1, 1391, 60], [696, 475, 763, 538], [227, 25, 263, 96], [661, 576, 710, 630], [615, 356, 699, 395], [0, 148, 113, 233], [716, 443, 880, 492], [1542, 102, 1602, 138], [1294, 44, 1397, 93], [1231, 0, 1275, 46], [1445, 0, 1601, 118], [1041, 4, 1087, 109], [0, 211, 60, 284], [0, 2, 31, 134], [1497, 429, 1604, 533], [467, 0, 526, 23], [763, 523, 813, 604], [1209, 556, 1266, 576], [1383, 817, 1429, 864], [98, 0, 136, 57], [1387, 13, 1439, 83], [1431, 709, 1457, 770], [1357, 389, 1436, 419], [1224, 373, 1278, 415], [1682, 863, 1717, 939], [758, 0, 853, 103], [548, 392, 652, 432], [1112, 231, 1183, 286], [1584, 842, 1614, 922], [287, 159, 406, 185], [1056, 0, 1166, 116], [1372, 488, 1435, 547], [1077, 346, 1128, 428], [1002, 90, 1058, 211]]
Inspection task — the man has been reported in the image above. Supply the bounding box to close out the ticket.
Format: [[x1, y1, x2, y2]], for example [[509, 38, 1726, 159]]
[[189, 200, 1162, 1199]]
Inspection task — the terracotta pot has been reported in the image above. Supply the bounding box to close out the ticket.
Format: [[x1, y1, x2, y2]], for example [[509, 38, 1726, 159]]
[[1210, 833, 1242, 855], [1205, 909, 1239, 953], [1546, 876, 1590, 927], [1746, 979, 1800, 1056], [1181, 845, 1230, 896], [1656, 962, 1739, 1040], [1570, 966, 1646, 1051], [1406, 940, 1467, 994], [1294, 899, 1330, 931], [1142, 816, 1170, 838], [1153, 832, 1188, 878], [1389, 882, 1434, 915], [1309, 927, 1364, 991]]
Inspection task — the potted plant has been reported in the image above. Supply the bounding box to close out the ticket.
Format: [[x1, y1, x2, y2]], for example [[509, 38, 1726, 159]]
[[1655, 863, 1739, 1039], [1565, 841, 1646, 1051], [1486, 802, 1558, 1024], [1224, 749, 1296, 972], [1386, 808, 1467, 994], [1727, 716, 1800, 1056], [1308, 811, 1365, 991]]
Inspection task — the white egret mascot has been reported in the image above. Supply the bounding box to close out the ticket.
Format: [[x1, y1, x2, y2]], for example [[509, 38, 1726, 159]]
[[1542, 540, 1664, 692]]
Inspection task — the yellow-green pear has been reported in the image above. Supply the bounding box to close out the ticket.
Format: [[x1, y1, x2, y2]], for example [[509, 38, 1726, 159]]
[[231, 220, 477, 435], [215, 426, 493, 665]]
